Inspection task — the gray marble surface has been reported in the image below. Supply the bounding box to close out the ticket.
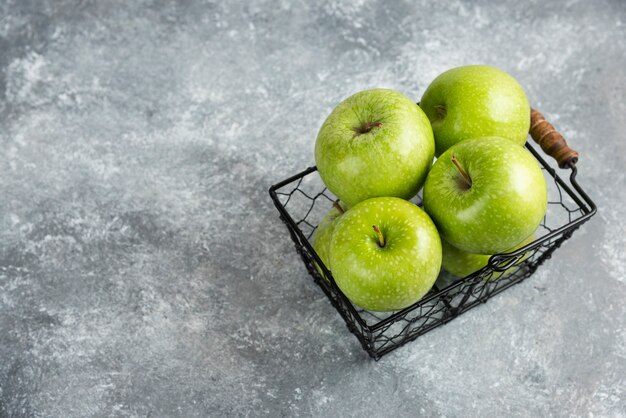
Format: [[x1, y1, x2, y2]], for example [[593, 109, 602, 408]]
[[1, 1, 625, 416]]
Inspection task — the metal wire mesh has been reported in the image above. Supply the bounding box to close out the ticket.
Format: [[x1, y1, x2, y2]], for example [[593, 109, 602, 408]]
[[269, 142, 596, 359]]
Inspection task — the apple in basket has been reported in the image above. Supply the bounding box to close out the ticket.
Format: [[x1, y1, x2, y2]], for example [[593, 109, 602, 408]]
[[420, 65, 530, 156], [423, 136, 547, 255], [441, 233, 536, 280], [315, 89, 435, 207], [311, 201, 347, 277], [328, 197, 441, 312]]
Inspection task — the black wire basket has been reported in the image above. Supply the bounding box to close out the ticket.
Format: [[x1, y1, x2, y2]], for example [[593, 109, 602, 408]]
[[269, 109, 597, 360]]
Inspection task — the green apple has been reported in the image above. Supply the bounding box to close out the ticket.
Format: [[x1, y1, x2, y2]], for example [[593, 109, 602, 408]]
[[315, 89, 435, 207], [441, 233, 535, 280], [423, 136, 547, 255], [420, 65, 530, 156], [329, 197, 442, 312], [311, 201, 347, 276]]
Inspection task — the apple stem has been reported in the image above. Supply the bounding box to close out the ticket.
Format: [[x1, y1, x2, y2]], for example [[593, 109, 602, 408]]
[[364, 121, 383, 131], [372, 225, 385, 248], [333, 200, 345, 214], [451, 154, 472, 188]]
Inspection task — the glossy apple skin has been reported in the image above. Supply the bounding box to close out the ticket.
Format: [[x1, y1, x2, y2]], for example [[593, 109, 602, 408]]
[[315, 89, 435, 207], [441, 233, 535, 280], [420, 65, 530, 156], [311, 202, 347, 276], [329, 197, 442, 312], [423, 137, 547, 255]]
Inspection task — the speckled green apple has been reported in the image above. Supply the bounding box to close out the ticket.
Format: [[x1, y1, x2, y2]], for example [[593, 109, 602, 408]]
[[329, 197, 442, 312], [423, 137, 547, 255], [315, 89, 435, 207], [311, 201, 347, 277], [441, 233, 535, 280], [420, 65, 530, 156]]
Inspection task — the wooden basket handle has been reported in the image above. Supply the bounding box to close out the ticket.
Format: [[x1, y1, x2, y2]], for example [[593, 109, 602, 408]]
[[529, 108, 579, 168]]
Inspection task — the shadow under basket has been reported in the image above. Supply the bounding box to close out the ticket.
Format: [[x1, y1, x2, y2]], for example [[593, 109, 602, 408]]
[[269, 109, 597, 360]]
